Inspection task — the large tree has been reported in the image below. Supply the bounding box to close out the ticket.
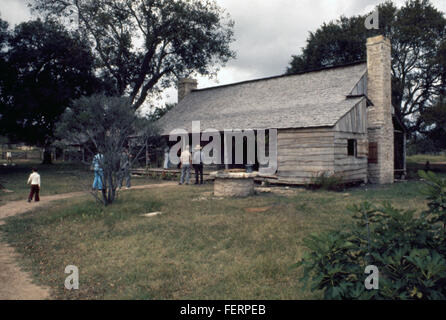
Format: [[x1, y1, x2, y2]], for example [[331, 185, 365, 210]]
[[287, 0, 446, 135], [418, 97, 446, 151], [31, 0, 236, 110], [0, 18, 10, 125], [0, 17, 8, 70], [438, 40, 446, 97], [0, 19, 98, 163], [148, 102, 176, 122]]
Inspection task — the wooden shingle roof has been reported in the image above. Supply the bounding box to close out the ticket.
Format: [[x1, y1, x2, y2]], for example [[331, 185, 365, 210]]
[[158, 62, 367, 135]]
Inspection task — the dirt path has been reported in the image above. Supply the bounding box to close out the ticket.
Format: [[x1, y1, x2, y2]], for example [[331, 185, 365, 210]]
[[0, 182, 177, 300]]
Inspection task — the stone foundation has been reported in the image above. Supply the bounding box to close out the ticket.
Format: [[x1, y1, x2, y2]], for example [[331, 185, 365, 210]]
[[211, 172, 258, 197], [367, 125, 394, 184]]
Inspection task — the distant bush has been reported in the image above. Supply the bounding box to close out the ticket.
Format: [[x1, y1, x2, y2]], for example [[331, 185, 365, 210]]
[[154, 172, 161, 180], [407, 138, 439, 155], [307, 172, 344, 191], [295, 170, 446, 300], [161, 171, 175, 180]]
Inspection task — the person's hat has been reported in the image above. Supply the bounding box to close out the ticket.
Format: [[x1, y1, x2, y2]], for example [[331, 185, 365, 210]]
[[194, 144, 202, 150]]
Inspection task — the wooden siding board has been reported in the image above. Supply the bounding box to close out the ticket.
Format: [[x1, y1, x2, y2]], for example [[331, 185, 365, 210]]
[[333, 130, 368, 182], [334, 100, 367, 134], [349, 73, 367, 96], [276, 124, 368, 184], [277, 129, 335, 180]]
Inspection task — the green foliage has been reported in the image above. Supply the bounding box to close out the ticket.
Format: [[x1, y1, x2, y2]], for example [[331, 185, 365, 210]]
[[407, 137, 441, 155], [307, 172, 344, 191], [148, 103, 176, 122], [418, 170, 446, 230], [0, 18, 9, 107], [0, 19, 98, 150], [56, 93, 160, 205], [149, 172, 159, 180], [0, 135, 9, 145], [32, 0, 235, 110], [296, 171, 446, 299], [157, 171, 178, 181], [418, 98, 446, 151]]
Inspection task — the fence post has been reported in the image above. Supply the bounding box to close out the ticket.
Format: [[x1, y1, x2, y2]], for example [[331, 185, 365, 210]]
[[146, 141, 149, 167]]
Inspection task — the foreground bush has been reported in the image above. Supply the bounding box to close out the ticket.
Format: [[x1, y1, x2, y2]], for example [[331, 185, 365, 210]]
[[296, 171, 446, 299], [307, 172, 344, 191]]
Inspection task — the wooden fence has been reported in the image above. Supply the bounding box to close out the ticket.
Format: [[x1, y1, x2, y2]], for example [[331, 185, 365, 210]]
[[1, 150, 42, 160]]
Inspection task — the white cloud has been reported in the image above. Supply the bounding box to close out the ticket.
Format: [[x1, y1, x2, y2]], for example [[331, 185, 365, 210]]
[[1, 0, 445, 111], [189, 0, 446, 104], [0, 0, 31, 26]]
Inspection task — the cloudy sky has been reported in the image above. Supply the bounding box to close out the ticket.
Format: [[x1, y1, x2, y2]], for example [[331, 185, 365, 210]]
[[1, 0, 445, 110]]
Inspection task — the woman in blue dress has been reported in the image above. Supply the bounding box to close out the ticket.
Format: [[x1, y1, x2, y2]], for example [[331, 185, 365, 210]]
[[92, 153, 104, 190]]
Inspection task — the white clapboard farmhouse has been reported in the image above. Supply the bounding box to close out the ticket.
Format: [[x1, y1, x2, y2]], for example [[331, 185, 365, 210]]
[[158, 35, 406, 185]]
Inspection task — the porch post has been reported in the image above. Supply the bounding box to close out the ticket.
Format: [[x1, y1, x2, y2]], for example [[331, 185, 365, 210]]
[[224, 132, 229, 170]]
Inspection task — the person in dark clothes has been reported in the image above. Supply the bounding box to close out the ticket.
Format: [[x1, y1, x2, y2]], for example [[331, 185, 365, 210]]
[[192, 144, 203, 185], [119, 148, 131, 189]]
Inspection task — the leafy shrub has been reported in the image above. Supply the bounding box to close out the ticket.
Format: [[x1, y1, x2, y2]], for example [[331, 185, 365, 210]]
[[419, 170, 446, 229], [295, 171, 446, 299], [149, 172, 159, 180], [160, 171, 177, 180], [307, 171, 344, 191]]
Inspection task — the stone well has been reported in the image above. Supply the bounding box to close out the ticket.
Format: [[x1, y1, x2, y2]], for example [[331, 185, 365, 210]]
[[211, 171, 258, 197]]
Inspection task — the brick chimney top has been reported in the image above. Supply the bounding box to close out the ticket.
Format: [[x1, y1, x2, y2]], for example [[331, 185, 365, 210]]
[[178, 78, 198, 102], [367, 35, 391, 46]]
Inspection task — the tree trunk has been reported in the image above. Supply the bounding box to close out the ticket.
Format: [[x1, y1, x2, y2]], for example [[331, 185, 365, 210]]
[[101, 189, 107, 205], [100, 172, 117, 205], [107, 174, 116, 204], [42, 148, 52, 164]]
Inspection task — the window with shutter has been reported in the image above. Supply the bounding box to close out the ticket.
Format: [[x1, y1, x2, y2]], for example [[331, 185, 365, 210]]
[[357, 140, 368, 158]]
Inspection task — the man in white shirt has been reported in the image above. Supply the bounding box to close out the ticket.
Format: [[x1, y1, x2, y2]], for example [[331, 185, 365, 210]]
[[6, 151, 12, 164], [27, 167, 41, 202], [179, 146, 191, 185], [163, 146, 170, 169]]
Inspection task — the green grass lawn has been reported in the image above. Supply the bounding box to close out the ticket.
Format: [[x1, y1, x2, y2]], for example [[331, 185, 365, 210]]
[[0, 159, 159, 203], [0, 174, 432, 299], [407, 154, 446, 164]]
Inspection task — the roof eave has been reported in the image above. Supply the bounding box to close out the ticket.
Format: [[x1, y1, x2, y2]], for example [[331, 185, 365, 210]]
[[346, 94, 374, 107]]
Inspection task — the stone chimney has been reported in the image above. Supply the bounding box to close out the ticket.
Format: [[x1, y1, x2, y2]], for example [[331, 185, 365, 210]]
[[178, 78, 198, 102], [366, 35, 394, 184]]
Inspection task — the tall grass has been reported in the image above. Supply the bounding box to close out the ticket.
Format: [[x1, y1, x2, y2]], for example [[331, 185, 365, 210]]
[[407, 154, 446, 164]]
